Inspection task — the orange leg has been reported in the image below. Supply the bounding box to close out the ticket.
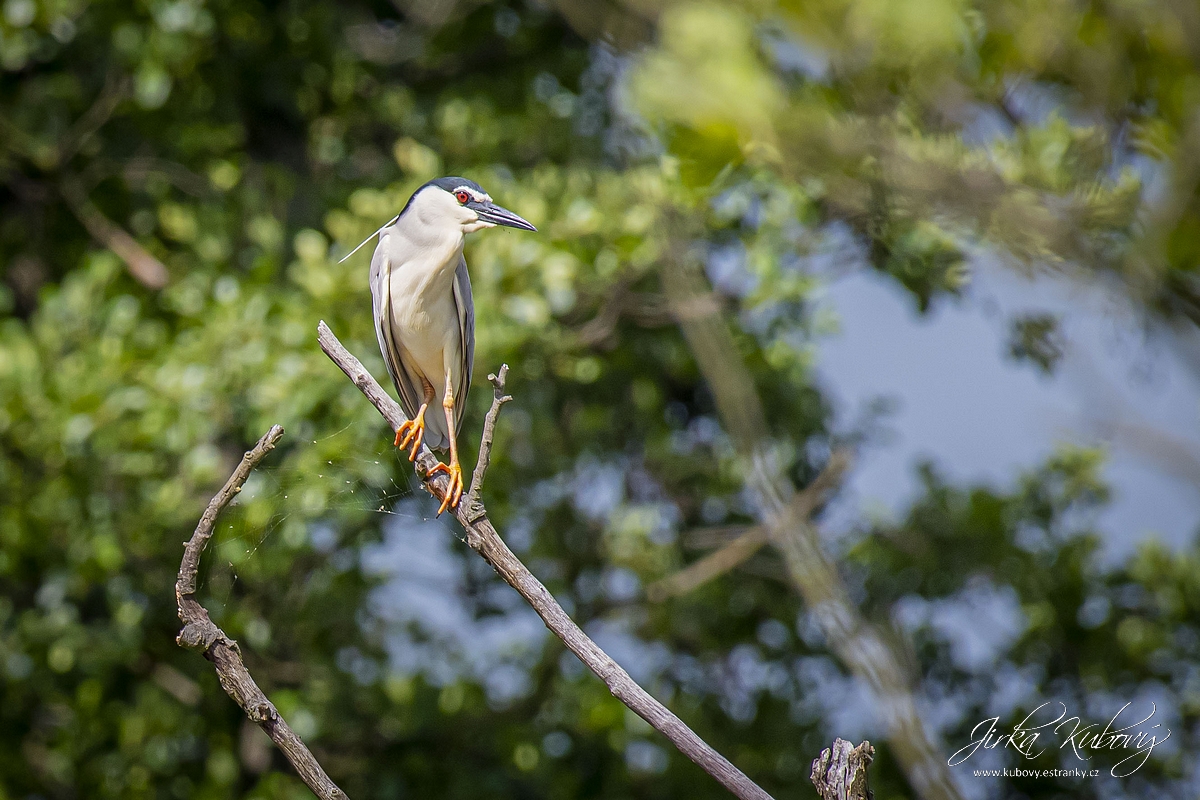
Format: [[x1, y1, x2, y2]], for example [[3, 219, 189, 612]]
[[393, 377, 436, 462], [426, 369, 464, 515]]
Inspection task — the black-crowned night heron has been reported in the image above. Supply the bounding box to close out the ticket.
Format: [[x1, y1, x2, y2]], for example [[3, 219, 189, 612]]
[[344, 177, 535, 514]]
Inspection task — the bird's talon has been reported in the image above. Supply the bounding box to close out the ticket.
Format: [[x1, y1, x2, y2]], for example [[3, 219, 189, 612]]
[[428, 461, 464, 516], [405, 427, 424, 461], [393, 416, 426, 461]]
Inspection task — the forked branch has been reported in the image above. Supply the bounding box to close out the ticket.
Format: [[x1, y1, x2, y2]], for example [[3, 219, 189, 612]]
[[175, 425, 348, 799], [317, 321, 772, 800]]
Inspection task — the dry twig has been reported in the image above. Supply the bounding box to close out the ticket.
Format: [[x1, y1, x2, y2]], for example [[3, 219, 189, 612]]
[[175, 425, 348, 799], [464, 364, 512, 519], [317, 321, 772, 800]]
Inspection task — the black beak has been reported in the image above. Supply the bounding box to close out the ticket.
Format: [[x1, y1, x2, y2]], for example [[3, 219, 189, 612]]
[[471, 201, 537, 232]]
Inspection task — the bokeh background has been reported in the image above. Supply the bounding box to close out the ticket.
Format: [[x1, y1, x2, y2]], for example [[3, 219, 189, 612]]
[[3, 0, 1200, 798]]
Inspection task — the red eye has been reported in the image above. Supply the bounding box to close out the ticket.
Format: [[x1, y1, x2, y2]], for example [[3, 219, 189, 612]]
[[455, 191, 470, 204]]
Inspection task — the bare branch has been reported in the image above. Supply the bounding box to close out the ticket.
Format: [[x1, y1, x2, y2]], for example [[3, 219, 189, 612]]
[[73, 155, 212, 197], [57, 73, 129, 166], [811, 739, 875, 800], [1068, 347, 1200, 489], [575, 279, 674, 349], [0, 116, 38, 161], [3, 72, 127, 167], [648, 527, 768, 601], [175, 425, 348, 800], [123, 157, 212, 196], [465, 364, 512, 519], [60, 175, 169, 289], [317, 322, 773, 800], [316, 321, 445, 485], [681, 524, 755, 550], [647, 450, 852, 601], [576, 279, 632, 348]]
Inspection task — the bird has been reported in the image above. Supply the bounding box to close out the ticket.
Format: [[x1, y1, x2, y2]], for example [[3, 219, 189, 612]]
[[345, 177, 536, 514]]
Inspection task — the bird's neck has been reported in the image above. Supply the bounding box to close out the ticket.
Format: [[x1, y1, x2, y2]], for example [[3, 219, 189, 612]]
[[382, 219, 464, 288], [397, 209, 463, 247]]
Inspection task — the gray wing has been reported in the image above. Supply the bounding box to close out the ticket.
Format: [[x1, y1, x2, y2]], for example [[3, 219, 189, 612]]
[[369, 244, 422, 420], [451, 253, 475, 430]]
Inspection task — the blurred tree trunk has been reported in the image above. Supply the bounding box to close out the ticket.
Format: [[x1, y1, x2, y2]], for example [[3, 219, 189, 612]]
[[662, 247, 963, 800]]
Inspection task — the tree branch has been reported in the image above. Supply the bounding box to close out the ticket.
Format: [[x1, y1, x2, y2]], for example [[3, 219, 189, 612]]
[[317, 321, 773, 800], [574, 278, 674, 349], [647, 450, 852, 601], [60, 174, 169, 289], [465, 364, 511, 519], [175, 425, 348, 800], [647, 526, 769, 601], [57, 73, 129, 166], [681, 524, 755, 550], [811, 739, 875, 800]]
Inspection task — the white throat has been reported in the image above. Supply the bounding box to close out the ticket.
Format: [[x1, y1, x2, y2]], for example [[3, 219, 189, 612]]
[[399, 186, 483, 244]]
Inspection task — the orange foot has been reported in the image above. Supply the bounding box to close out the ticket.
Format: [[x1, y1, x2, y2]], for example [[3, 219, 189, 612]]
[[427, 459, 464, 515], [393, 407, 428, 462]]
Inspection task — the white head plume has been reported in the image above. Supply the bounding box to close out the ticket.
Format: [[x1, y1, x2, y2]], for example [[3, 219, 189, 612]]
[[337, 214, 399, 264]]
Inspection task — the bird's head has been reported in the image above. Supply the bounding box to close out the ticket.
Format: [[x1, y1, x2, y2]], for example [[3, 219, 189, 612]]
[[337, 176, 536, 263], [403, 176, 536, 236]]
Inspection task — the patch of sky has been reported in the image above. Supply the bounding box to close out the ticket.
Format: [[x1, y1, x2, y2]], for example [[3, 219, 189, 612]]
[[893, 577, 1028, 673], [707, 241, 757, 297], [760, 28, 830, 81], [812, 252, 1200, 564], [361, 499, 549, 707]]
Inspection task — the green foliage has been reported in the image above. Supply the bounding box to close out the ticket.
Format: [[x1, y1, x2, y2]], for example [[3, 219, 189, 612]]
[[1007, 312, 1063, 373], [4, 0, 1200, 798], [854, 450, 1195, 790]]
